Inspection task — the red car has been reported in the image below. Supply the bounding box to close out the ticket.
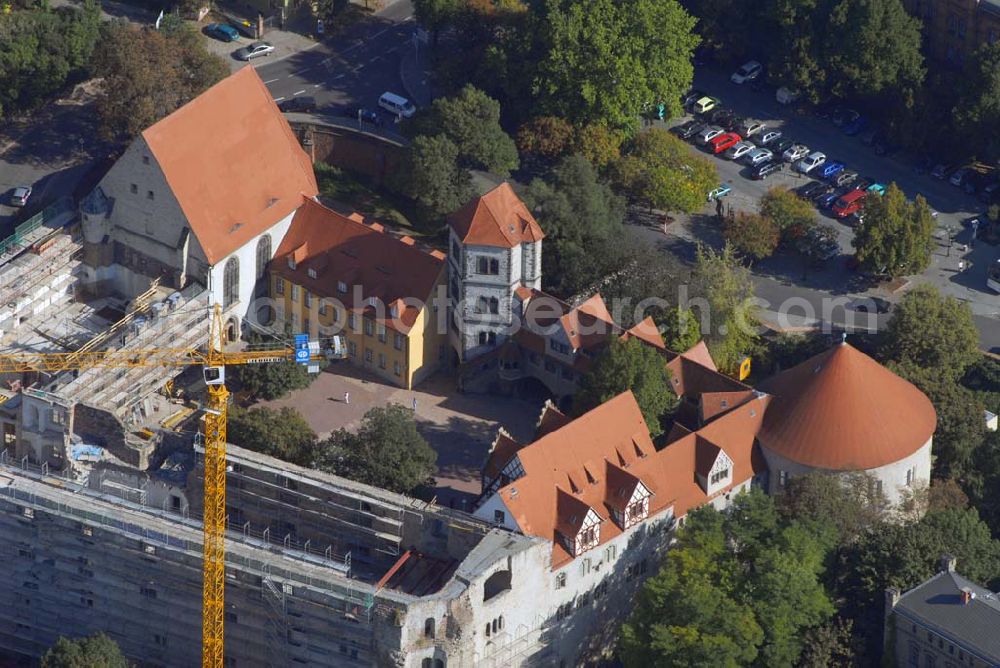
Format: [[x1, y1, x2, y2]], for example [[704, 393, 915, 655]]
[[832, 189, 867, 218], [709, 132, 742, 155]]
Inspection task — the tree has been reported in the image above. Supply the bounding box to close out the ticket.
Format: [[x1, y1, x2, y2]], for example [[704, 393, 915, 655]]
[[575, 337, 675, 435], [612, 128, 717, 213], [0, 0, 101, 118], [660, 306, 701, 352], [690, 244, 760, 374], [92, 20, 227, 143], [620, 492, 833, 667], [951, 42, 1000, 162], [412, 85, 519, 176], [528, 0, 699, 129], [576, 123, 623, 168], [852, 184, 934, 277], [227, 406, 319, 467], [759, 186, 815, 241], [798, 617, 861, 668], [515, 116, 575, 163], [232, 333, 320, 400], [778, 472, 888, 547], [524, 154, 626, 296], [881, 284, 979, 383], [412, 0, 462, 42], [722, 211, 780, 262], [393, 134, 474, 219], [42, 633, 128, 668], [318, 404, 437, 495]]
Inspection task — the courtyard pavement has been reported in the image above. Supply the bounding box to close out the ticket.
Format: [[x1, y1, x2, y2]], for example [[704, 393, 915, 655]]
[[256, 364, 541, 509]]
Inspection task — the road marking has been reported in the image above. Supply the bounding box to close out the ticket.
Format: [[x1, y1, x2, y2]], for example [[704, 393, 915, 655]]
[[293, 90, 306, 96], [313, 84, 321, 88], [287, 73, 298, 78], [263, 78, 280, 84], [273, 97, 285, 102]]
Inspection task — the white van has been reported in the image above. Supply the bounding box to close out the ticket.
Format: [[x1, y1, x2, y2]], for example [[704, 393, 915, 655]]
[[378, 92, 416, 118]]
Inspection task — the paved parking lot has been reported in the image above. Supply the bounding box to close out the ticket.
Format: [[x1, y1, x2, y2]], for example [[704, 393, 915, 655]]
[[656, 64, 1000, 339]]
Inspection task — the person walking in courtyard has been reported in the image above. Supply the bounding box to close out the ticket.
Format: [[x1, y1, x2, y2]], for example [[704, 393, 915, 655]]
[[344, 391, 350, 404]]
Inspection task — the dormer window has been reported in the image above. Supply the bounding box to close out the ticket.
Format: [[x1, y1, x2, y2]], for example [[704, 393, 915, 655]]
[[625, 497, 649, 528], [287, 257, 296, 270], [337, 281, 347, 294], [307, 268, 317, 279]]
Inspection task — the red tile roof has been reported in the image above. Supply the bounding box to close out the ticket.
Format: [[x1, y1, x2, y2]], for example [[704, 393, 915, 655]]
[[620, 316, 667, 350], [700, 390, 756, 422], [271, 199, 444, 333], [488, 390, 769, 569], [448, 183, 544, 248], [142, 67, 318, 265], [757, 343, 937, 470], [483, 429, 522, 482], [534, 401, 570, 438], [666, 352, 750, 398]]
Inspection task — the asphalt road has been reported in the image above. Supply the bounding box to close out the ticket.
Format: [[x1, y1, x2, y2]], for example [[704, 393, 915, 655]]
[[254, 1, 416, 117], [651, 64, 1000, 351]]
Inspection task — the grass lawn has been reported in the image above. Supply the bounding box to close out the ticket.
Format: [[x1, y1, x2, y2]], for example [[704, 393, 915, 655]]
[[315, 162, 421, 229]]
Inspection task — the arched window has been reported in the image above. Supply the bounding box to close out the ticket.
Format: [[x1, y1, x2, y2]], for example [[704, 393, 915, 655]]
[[256, 235, 271, 279], [424, 617, 435, 638], [223, 257, 239, 308]]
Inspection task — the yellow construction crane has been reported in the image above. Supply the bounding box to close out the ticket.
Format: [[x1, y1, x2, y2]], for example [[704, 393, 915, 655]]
[[0, 304, 336, 667]]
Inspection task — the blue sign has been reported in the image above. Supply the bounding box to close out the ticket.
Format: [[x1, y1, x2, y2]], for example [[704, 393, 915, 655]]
[[294, 334, 310, 365]]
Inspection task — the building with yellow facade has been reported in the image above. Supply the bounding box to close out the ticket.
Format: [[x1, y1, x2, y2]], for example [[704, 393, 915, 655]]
[[269, 199, 447, 389]]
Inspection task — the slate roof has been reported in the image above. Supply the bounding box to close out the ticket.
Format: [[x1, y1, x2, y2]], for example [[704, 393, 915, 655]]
[[895, 570, 1000, 663]]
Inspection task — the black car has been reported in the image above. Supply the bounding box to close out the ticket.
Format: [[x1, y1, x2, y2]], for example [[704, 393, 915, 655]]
[[278, 96, 317, 113], [851, 297, 891, 314], [682, 89, 707, 108], [772, 137, 795, 156], [709, 107, 736, 125], [671, 120, 702, 138], [751, 160, 783, 180], [854, 176, 875, 191], [797, 181, 827, 199], [342, 107, 380, 124], [724, 115, 747, 132], [831, 170, 859, 188]]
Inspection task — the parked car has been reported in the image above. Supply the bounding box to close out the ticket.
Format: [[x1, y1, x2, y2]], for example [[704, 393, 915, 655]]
[[796, 181, 827, 200], [709, 107, 736, 125], [950, 166, 980, 188], [832, 189, 867, 218], [776, 87, 800, 105], [739, 120, 766, 137], [843, 115, 869, 136], [820, 160, 846, 179], [10, 186, 31, 207], [810, 184, 836, 203], [682, 89, 707, 108], [341, 107, 380, 124], [724, 141, 756, 161], [772, 137, 795, 156], [783, 144, 810, 162], [755, 130, 783, 146], [931, 162, 958, 179], [235, 41, 275, 60], [832, 108, 860, 127], [277, 96, 317, 113], [731, 60, 763, 84], [708, 184, 732, 201], [797, 151, 827, 174], [672, 120, 704, 139], [850, 297, 891, 313], [832, 170, 858, 188], [696, 125, 725, 144], [751, 160, 783, 180], [745, 147, 774, 166], [709, 132, 742, 155], [817, 189, 845, 209], [204, 22, 240, 42], [692, 96, 720, 115], [724, 115, 747, 132], [854, 176, 875, 191], [867, 183, 886, 196]]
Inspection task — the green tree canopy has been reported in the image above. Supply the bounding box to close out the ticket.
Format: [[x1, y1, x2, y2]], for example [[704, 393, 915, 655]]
[[759, 186, 816, 241], [0, 0, 101, 118], [881, 284, 980, 382], [660, 306, 702, 352], [620, 491, 833, 667], [515, 115, 575, 163], [411, 85, 519, 176], [723, 211, 780, 262], [951, 42, 1000, 161], [42, 633, 129, 668], [393, 134, 474, 219], [92, 20, 228, 143], [232, 332, 321, 401], [612, 128, 718, 213], [527, 0, 699, 129], [318, 404, 437, 495], [574, 336, 676, 435], [525, 153, 626, 296], [691, 244, 761, 374], [852, 184, 934, 277], [228, 406, 319, 467]]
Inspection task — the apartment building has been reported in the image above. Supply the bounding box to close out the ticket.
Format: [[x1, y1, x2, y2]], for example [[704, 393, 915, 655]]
[[268, 199, 447, 389], [905, 0, 1000, 64]]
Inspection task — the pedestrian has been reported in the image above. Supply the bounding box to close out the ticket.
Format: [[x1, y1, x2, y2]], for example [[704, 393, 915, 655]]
[[412, 397, 418, 412], [959, 260, 966, 271], [344, 391, 350, 404]]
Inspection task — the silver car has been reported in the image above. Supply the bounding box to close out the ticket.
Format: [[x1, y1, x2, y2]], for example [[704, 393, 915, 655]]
[[740, 120, 766, 137], [756, 130, 782, 145], [235, 41, 275, 61], [724, 141, 755, 160], [745, 148, 774, 166], [697, 125, 725, 145], [783, 144, 810, 162], [10, 186, 31, 207]]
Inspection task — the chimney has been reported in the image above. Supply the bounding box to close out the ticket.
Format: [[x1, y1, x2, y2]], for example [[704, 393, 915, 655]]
[[960, 587, 975, 605], [940, 554, 957, 573], [884, 587, 900, 613]]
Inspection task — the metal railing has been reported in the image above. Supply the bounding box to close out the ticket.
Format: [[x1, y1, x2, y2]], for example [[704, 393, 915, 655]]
[[0, 197, 74, 257]]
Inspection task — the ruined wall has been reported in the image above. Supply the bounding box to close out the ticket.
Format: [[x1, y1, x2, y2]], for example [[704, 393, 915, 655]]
[[73, 404, 155, 470]]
